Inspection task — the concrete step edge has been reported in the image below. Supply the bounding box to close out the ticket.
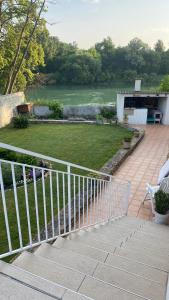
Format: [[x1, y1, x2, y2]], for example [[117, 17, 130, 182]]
[[36, 243, 167, 286]]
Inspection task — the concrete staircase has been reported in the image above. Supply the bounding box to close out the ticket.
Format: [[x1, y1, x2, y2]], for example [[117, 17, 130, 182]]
[[0, 216, 168, 300]]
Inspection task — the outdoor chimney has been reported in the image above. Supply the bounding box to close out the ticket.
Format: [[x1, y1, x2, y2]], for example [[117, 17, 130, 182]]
[[134, 79, 141, 92]]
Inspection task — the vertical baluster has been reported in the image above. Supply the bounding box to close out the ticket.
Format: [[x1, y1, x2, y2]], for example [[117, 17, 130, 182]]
[[33, 168, 40, 242], [49, 171, 55, 238], [96, 178, 99, 224], [23, 165, 32, 245], [11, 164, 23, 249], [82, 177, 85, 225], [93, 179, 96, 224], [90, 178, 93, 224], [62, 173, 66, 234], [86, 177, 89, 225], [73, 175, 76, 230], [42, 169, 48, 240], [99, 180, 102, 221], [104, 181, 108, 221], [0, 163, 12, 253], [78, 176, 81, 228], [56, 172, 60, 235], [67, 165, 71, 232]]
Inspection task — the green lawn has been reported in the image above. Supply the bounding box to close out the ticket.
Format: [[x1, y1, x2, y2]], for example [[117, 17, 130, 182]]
[[0, 124, 132, 260]]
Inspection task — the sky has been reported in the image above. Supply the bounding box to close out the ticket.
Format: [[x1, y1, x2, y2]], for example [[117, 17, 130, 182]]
[[46, 0, 169, 49]]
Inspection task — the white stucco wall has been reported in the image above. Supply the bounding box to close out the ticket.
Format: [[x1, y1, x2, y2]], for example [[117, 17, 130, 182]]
[[0, 92, 25, 128], [158, 97, 169, 125], [116, 94, 125, 122], [128, 109, 148, 125]]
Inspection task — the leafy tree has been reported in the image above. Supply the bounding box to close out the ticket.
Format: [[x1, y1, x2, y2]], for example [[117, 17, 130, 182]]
[[159, 75, 169, 92], [154, 40, 165, 53], [0, 0, 46, 94]]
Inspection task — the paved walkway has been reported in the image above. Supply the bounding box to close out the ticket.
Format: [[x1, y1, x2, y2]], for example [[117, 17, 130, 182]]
[[115, 125, 169, 220]]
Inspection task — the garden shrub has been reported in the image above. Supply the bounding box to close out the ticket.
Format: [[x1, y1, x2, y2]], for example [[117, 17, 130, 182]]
[[0, 149, 38, 166], [2, 164, 22, 188], [16, 154, 38, 166], [0, 149, 17, 161], [100, 107, 116, 120], [155, 190, 169, 215], [13, 115, 29, 128], [49, 101, 63, 119]]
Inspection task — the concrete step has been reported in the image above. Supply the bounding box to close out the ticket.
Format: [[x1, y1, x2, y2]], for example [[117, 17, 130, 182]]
[[35, 242, 167, 300], [124, 238, 169, 258], [106, 253, 168, 285], [78, 276, 146, 300], [142, 221, 169, 232], [35, 243, 98, 276], [133, 231, 169, 249], [13, 251, 85, 291], [63, 290, 94, 300], [0, 273, 55, 300], [69, 231, 123, 253], [53, 237, 108, 262], [139, 226, 169, 239], [115, 246, 169, 272], [0, 260, 92, 300], [73, 228, 128, 245], [12, 250, 149, 299], [125, 236, 169, 253], [93, 262, 166, 300], [54, 237, 168, 286], [93, 218, 143, 231], [0, 260, 65, 299], [86, 222, 136, 236], [115, 216, 145, 226]]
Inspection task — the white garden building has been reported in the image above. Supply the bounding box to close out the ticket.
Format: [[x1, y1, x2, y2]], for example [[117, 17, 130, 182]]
[[117, 80, 169, 125]]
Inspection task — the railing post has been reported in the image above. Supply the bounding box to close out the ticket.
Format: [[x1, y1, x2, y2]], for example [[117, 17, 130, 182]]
[[67, 165, 71, 232]]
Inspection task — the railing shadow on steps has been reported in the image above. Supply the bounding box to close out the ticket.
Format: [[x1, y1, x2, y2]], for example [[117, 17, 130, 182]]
[[0, 142, 131, 259]]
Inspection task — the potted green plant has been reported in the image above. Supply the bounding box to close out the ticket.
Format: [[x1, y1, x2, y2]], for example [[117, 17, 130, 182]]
[[123, 137, 132, 149], [154, 190, 169, 224], [96, 114, 103, 125], [124, 113, 128, 125], [134, 130, 140, 138]]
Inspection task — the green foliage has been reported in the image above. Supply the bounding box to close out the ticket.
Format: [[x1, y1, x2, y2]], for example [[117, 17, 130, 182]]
[[16, 155, 38, 166], [0, 0, 45, 94], [1, 164, 22, 188], [40, 36, 168, 86], [12, 115, 29, 129], [124, 137, 132, 142], [0, 149, 38, 166], [96, 114, 103, 124], [159, 75, 169, 92], [155, 190, 169, 215], [48, 102, 63, 119], [100, 107, 116, 120], [0, 149, 17, 162]]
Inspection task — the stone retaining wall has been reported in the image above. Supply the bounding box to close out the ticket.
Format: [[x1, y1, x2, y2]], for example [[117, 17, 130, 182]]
[[33, 104, 115, 119], [0, 92, 25, 128]]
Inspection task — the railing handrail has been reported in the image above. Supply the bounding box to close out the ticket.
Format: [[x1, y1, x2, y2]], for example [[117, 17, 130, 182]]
[[0, 142, 112, 178], [0, 158, 111, 183]]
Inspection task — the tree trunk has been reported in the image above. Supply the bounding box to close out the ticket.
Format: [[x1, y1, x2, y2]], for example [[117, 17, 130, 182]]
[[8, 0, 45, 94], [4, 0, 34, 94]]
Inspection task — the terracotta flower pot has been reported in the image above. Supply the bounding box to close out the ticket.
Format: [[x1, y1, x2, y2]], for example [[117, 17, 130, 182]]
[[17, 103, 32, 114]]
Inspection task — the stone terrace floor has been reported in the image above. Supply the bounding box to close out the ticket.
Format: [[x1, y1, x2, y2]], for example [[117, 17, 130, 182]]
[[115, 125, 169, 220]]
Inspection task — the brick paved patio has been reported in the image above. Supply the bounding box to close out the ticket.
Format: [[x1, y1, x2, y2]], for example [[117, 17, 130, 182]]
[[115, 125, 169, 220]]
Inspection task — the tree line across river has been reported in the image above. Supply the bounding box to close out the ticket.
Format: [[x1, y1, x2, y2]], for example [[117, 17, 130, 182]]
[[1, 1, 169, 94]]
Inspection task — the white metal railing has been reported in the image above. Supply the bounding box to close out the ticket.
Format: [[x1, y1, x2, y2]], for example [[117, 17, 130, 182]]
[[0, 142, 130, 259]]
